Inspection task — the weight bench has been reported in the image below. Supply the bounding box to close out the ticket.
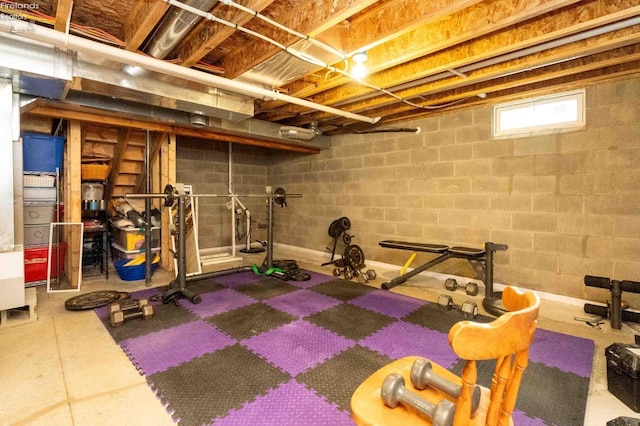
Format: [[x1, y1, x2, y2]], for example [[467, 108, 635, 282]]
[[379, 240, 508, 316]]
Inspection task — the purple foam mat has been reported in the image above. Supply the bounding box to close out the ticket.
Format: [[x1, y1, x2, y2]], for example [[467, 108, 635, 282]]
[[264, 289, 342, 317], [184, 287, 256, 318], [97, 272, 594, 426], [121, 320, 235, 375], [360, 321, 459, 369], [350, 288, 428, 318], [243, 319, 354, 376], [529, 328, 594, 377], [215, 380, 353, 426]]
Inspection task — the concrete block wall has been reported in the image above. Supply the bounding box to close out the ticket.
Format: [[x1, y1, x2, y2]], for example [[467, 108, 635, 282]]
[[177, 137, 270, 249], [268, 76, 640, 303]]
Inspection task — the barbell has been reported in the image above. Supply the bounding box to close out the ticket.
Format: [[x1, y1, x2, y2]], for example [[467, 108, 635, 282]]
[[126, 184, 300, 207]]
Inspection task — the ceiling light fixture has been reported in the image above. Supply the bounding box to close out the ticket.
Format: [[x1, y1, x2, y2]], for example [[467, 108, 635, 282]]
[[352, 51, 368, 79]]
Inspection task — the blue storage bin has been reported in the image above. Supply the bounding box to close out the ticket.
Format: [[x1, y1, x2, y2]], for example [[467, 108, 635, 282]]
[[114, 259, 159, 281], [23, 133, 65, 173]]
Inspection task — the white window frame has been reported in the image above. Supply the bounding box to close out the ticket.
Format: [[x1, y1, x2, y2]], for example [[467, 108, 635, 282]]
[[492, 89, 586, 139]]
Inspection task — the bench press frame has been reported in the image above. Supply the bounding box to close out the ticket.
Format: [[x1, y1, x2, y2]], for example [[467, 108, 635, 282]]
[[379, 240, 508, 316]]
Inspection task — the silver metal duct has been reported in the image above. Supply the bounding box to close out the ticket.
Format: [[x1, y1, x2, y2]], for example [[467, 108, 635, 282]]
[[145, 0, 217, 59]]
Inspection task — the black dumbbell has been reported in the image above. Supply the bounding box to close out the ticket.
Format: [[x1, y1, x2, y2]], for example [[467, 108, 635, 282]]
[[410, 358, 481, 414], [437, 294, 478, 319], [444, 278, 479, 296], [381, 373, 455, 426], [109, 298, 154, 327]]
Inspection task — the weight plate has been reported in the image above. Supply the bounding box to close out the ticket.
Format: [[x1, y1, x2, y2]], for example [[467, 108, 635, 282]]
[[342, 233, 352, 245], [338, 216, 351, 231], [162, 287, 183, 304], [344, 244, 365, 269], [274, 187, 287, 205], [272, 259, 299, 271], [163, 184, 175, 207], [118, 292, 131, 301], [65, 290, 123, 311], [328, 220, 341, 238], [291, 272, 311, 281]]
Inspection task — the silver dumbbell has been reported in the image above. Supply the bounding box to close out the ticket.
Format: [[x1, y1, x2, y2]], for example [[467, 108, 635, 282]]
[[410, 358, 481, 414], [357, 269, 377, 284], [381, 373, 455, 426]]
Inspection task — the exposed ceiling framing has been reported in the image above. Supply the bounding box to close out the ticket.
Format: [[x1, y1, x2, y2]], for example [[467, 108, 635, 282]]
[[4, 0, 640, 136]]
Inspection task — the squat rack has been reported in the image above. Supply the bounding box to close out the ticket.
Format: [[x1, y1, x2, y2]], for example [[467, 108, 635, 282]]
[[126, 185, 300, 304]]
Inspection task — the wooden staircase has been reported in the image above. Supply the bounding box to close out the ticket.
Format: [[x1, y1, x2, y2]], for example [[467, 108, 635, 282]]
[[81, 125, 164, 201]]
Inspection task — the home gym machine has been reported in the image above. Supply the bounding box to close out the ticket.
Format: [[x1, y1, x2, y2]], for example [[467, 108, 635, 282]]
[[321, 216, 370, 280], [126, 185, 301, 305], [583, 275, 640, 330], [378, 240, 508, 316]]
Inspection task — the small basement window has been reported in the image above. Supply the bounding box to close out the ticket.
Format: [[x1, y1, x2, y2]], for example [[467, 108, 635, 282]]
[[492, 89, 585, 139]]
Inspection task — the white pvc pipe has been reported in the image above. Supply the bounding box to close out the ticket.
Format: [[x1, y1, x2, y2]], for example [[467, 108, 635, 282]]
[[219, 0, 346, 60], [0, 19, 380, 124]]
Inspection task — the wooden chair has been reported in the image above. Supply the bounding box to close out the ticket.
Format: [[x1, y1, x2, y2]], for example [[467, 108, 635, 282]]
[[351, 286, 540, 426]]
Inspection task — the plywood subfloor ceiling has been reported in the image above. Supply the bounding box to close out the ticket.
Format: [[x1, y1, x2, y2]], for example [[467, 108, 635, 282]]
[[12, 0, 640, 134]]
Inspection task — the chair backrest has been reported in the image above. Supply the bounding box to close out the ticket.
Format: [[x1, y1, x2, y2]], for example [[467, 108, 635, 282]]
[[448, 286, 540, 426]]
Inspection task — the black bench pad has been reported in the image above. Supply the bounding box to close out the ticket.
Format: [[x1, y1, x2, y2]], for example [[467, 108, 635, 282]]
[[379, 240, 449, 253], [448, 246, 485, 256]]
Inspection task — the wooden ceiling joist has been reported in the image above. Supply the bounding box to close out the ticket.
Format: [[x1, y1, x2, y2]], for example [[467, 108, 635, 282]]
[[124, 0, 171, 51]]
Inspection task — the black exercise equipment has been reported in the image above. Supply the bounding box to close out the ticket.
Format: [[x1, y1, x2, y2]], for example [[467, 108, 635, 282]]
[[322, 216, 353, 265], [437, 294, 478, 319], [584, 275, 640, 330], [126, 185, 301, 305], [109, 298, 154, 327], [607, 417, 640, 426], [322, 216, 368, 280], [444, 278, 479, 296], [379, 240, 507, 316]]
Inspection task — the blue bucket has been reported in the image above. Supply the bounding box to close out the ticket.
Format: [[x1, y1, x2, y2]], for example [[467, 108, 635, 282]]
[[114, 259, 159, 281]]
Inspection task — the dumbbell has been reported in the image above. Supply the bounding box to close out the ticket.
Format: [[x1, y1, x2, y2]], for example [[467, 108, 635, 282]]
[[357, 269, 377, 284], [437, 294, 478, 319], [444, 278, 479, 296], [410, 358, 481, 414], [381, 373, 455, 426], [344, 267, 354, 280], [109, 298, 154, 327]]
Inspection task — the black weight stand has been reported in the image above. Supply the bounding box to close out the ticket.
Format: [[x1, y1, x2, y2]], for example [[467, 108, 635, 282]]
[[321, 217, 352, 267], [162, 195, 205, 305], [162, 193, 285, 305], [584, 275, 640, 329]]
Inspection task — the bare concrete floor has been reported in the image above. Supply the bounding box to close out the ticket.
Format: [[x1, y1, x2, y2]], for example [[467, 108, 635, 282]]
[[0, 245, 637, 425]]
